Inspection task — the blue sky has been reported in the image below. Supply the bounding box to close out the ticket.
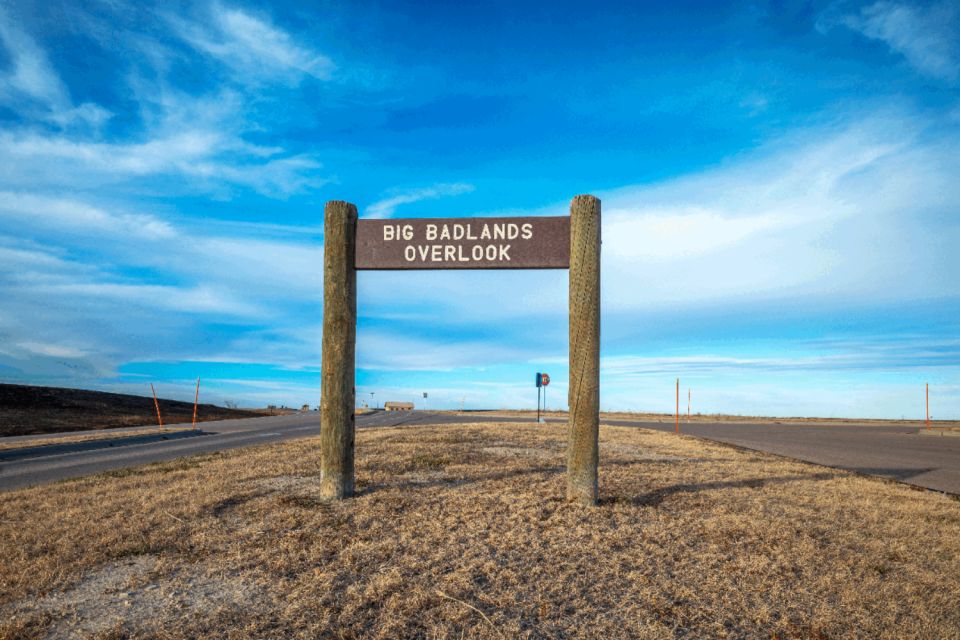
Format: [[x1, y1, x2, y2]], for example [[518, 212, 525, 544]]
[[0, 0, 957, 418]]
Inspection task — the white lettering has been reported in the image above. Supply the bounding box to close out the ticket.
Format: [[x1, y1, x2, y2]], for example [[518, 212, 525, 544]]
[[499, 244, 511, 260], [431, 245, 442, 261], [480, 224, 491, 240], [401, 224, 413, 241], [472, 245, 484, 260], [493, 223, 506, 240], [507, 223, 519, 240], [426, 224, 437, 241], [466, 224, 477, 240], [383, 225, 395, 241], [404, 245, 416, 261], [440, 225, 451, 241], [485, 245, 497, 260], [444, 245, 456, 261], [521, 223, 533, 240]]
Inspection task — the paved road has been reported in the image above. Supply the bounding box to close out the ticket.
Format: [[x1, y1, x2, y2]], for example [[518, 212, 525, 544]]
[[1, 411, 957, 494], [635, 420, 960, 495], [0, 411, 454, 491]]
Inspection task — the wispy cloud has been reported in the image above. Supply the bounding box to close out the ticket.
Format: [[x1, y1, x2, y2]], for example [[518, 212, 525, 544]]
[[15, 341, 88, 359], [0, 8, 111, 127], [365, 183, 475, 219], [599, 339, 960, 379], [0, 191, 175, 240], [820, 1, 959, 83], [597, 109, 957, 310], [0, 101, 324, 197], [170, 4, 334, 85]]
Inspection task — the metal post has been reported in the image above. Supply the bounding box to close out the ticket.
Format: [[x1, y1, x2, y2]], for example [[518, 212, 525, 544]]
[[537, 384, 541, 423], [566, 194, 601, 505], [320, 200, 358, 500]]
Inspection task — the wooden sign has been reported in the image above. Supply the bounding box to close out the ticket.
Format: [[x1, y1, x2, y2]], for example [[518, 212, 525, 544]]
[[321, 196, 600, 505], [355, 216, 569, 270]]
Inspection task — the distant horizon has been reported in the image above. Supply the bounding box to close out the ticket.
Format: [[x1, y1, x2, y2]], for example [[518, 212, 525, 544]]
[[3, 381, 953, 424], [1, 1, 957, 418]]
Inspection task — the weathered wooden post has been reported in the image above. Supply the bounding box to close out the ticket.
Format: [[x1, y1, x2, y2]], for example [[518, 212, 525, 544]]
[[320, 200, 358, 500], [567, 194, 601, 505]]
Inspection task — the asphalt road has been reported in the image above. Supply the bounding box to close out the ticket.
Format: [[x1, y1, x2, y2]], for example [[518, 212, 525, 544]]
[[1, 411, 958, 494]]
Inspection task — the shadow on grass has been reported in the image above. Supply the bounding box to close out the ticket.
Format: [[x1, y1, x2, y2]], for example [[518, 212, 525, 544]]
[[356, 459, 839, 506], [849, 467, 936, 481], [602, 472, 843, 507]]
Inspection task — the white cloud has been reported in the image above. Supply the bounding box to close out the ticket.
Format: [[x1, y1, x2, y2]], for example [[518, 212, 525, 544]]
[[822, 1, 959, 82], [0, 8, 110, 127], [0, 9, 67, 107], [0, 118, 323, 197], [355, 109, 958, 327], [0, 191, 175, 240], [170, 4, 334, 84], [15, 341, 88, 359], [365, 183, 475, 219], [595, 110, 958, 310]]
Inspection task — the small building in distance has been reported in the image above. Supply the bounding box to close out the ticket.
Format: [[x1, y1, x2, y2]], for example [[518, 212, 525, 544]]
[[301, 404, 310, 412], [384, 401, 414, 411]]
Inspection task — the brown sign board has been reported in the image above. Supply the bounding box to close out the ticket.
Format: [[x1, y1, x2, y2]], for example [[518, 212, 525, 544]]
[[355, 216, 570, 270]]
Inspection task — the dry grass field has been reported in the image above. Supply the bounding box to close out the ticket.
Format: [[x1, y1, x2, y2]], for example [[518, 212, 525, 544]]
[[0, 384, 266, 437], [1, 422, 958, 639]]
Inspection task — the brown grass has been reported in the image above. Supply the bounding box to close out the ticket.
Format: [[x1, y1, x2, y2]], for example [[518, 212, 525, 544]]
[[1, 422, 958, 639], [0, 383, 264, 437]]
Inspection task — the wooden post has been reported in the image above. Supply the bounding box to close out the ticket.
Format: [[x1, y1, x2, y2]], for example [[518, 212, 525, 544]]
[[567, 194, 601, 505], [320, 200, 358, 500], [926, 383, 930, 430], [675, 378, 680, 434]]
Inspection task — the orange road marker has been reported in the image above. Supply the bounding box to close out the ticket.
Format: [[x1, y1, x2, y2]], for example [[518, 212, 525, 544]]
[[151, 383, 164, 429], [192, 377, 200, 430]]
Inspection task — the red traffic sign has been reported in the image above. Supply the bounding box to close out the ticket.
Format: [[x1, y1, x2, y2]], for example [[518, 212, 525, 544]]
[[540, 373, 550, 386]]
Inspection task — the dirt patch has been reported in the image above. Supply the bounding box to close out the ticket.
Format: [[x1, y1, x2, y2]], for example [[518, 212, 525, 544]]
[[2, 555, 266, 639]]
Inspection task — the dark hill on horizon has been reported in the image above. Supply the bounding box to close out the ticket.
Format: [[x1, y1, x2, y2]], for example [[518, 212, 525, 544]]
[[0, 383, 263, 437]]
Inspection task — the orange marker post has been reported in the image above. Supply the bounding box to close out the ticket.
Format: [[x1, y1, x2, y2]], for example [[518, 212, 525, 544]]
[[675, 378, 680, 434], [151, 383, 164, 430], [192, 377, 200, 430]]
